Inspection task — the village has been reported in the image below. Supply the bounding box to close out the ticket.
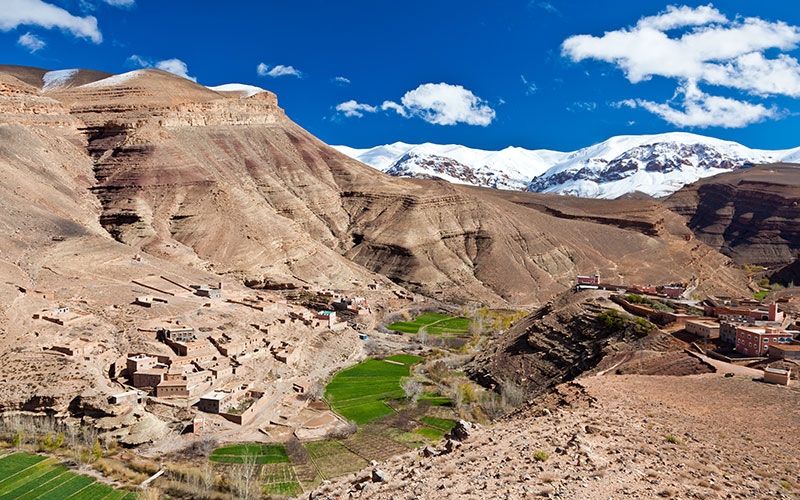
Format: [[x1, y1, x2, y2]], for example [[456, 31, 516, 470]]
[[577, 273, 799, 386], [8, 256, 434, 449]]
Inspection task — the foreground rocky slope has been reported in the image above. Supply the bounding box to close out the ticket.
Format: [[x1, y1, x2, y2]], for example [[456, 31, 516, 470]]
[[665, 164, 800, 268], [0, 64, 748, 306], [467, 289, 699, 395], [313, 374, 800, 500]]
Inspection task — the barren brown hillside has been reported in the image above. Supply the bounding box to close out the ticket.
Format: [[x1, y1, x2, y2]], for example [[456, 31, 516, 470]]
[[666, 163, 800, 268], [0, 66, 748, 306]]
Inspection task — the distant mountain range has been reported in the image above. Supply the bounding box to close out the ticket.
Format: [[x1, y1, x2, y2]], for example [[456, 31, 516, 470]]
[[334, 133, 800, 199]]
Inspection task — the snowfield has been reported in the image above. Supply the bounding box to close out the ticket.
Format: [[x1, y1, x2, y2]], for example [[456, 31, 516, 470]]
[[334, 132, 800, 199]]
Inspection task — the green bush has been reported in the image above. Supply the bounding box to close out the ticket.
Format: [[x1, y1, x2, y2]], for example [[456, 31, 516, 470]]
[[665, 435, 685, 446], [532, 451, 549, 462], [597, 310, 626, 330]]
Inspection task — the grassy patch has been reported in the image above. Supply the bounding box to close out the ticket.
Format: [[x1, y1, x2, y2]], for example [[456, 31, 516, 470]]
[[533, 451, 549, 462], [387, 313, 449, 333], [384, 354, 423, 365], [754, 290, 769, 300], [263, 481, 302, 497], [37, 475, 94, 500], [665, 435, 685, 446], [0, 454, 47, 479], [210, 443, 289, 464], [420, 417, 456, 432], [325, 359, 412, 424], [67, 483, 113, 500], [413, 426, 446, 441]]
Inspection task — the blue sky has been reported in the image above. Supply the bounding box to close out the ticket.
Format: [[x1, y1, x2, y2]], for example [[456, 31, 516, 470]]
[[3, 0, 800, 151]]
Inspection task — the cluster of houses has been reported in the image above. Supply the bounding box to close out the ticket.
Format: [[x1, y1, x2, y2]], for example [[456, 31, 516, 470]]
[[576, 274, 685, 299]]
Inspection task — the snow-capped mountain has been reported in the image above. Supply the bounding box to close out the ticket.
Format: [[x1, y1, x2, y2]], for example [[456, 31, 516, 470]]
[[334, 132, 800, 199]]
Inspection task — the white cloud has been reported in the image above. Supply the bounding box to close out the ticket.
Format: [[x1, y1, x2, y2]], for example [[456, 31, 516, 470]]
[[337, 83, 495, 126], [332, 76, 350, 86], [155, 59, 195, 82], [520, 75, 537, 95], [384, 83, 495, 126], [620, 80, 775, 128], [335, 100, 378, 118], [380, 100, 406, 117], [101, 0, 134, 6], [17, 32, 45, 52], [257, 63, 302, 78], [126, 55, 196, 82], [562, 4, 800, 127], [562, 5, 800, 96], [0, 0, 101, 43]]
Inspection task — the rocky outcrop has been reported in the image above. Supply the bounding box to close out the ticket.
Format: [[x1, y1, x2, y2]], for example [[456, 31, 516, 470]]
[[467, 290, 677, 395], [665, 164, 800, 266]]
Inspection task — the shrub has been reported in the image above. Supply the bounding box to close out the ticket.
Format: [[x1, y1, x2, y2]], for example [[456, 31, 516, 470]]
[[532, 450, 549, 462], [781, 480, 792, 491], [597, 310, 626, 330], [665, 435, 685, 446]]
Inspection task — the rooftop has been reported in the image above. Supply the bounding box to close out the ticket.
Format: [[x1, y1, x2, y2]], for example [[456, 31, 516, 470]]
[[201, 391, 229, 401]]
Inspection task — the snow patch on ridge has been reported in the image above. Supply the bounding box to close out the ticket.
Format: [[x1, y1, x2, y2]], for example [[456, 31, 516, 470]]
[[81, 70, 146, 88], [207, 83, 266, 98], [42, 69, 78, 90]]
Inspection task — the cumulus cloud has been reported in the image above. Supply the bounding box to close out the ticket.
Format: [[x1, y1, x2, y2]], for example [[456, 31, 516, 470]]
[[257, 63, 302, 78], [127, 55, 196, 82], [101, 0, 135, 6], [332, 76, 350, 86], [17, 32, 45, 52], [0, 0, 102, 43], [620, 80, 775, 128], [337, 83, 495, 126], [562, 4, 800, 127], [383, 83, 496, 126], [335, 100, 378, 118]]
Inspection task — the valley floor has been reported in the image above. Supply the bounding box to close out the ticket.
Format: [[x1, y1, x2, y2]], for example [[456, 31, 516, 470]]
[[314, 372, 800, 499]]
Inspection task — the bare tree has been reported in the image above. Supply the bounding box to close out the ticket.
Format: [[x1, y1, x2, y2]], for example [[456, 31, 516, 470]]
[[402, 379, 424, 406], [500, 379, 527, 409], [229, 455, 260, 500]]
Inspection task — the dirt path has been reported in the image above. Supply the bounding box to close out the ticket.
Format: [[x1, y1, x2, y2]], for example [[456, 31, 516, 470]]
[[688, 351, 765, 378]]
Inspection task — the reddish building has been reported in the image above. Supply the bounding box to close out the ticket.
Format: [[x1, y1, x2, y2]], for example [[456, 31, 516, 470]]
[[663, 286, 684, 299], [735, 326, 794, 357], [577, 275, 600, 285]]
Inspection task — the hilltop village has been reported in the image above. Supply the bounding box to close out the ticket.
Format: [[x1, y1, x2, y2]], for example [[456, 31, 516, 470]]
[[576, 273, 797, 384]]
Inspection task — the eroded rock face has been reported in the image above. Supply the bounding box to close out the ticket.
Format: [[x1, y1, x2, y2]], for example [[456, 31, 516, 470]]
[[0, 66, 748, 306], [467, 289, 684, 396], [665, 164, 800, 267]]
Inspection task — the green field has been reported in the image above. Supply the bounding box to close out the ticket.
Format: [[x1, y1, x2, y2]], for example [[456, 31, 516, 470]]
[[384, 354, 423, 365], [0, 453, 135, 500], [261, 463, 302, 497], [420, 417, 457, 432], [386, 313, 449, 333], [210, 444, 289, 464], [325, 359, 412, 424], [413, 426, 446, 441], [387, 313, 472, 337]]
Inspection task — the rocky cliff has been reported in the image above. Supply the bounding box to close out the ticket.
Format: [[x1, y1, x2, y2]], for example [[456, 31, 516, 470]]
[[0, 66, 749, 306], [665, 164, 800, 267]]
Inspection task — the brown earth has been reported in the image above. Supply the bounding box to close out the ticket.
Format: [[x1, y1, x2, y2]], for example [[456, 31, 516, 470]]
[[315, 374, 800, 500], [0, 65, 748, 307], [467, 289, 691, 396], [665, 163, 800, 268]]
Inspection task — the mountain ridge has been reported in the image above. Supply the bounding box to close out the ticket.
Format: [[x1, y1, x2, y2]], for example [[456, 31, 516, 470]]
[[334, 133, 800, 199]]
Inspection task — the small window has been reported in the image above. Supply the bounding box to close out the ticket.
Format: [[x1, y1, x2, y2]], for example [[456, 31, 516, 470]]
[[764, 338, 769, 342]]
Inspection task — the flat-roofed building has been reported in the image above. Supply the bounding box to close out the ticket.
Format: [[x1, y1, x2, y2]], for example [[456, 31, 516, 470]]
[[763, 367, 791, 386], [768, 344, 800, 360], [198, 391, 232, 414], [133, 369, 165, 388], [736, 326, 794, 357], [685, 320, 720, 339]]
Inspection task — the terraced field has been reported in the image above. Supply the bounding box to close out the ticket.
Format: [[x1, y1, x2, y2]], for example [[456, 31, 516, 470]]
[[209, 444, 289, 464], [387, 313, 472, 337], [0, 453, 135, 500], [324, 357, 422, 424]]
